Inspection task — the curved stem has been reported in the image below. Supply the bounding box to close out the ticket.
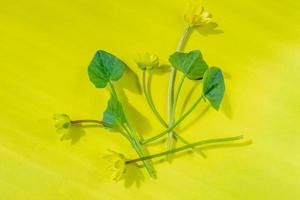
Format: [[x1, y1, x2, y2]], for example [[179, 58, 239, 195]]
[[167, 75, 186, 155], [142, 70, 166, 125], [127, 135, 243, 164], [142, 95, 203, 145]]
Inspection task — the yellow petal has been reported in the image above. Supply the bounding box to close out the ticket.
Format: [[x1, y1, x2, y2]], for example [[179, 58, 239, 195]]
[[184, 2, 213, 27]]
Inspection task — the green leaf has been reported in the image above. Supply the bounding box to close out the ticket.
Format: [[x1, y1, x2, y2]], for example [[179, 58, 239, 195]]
[[169, 50, 208, 80], [103, 94, 127, 128], [202, 67, 225, 110], [88, 50, 125, 88]]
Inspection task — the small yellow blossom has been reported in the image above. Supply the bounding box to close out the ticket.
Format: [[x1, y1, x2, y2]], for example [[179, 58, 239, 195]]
[[136, 53, 159, 70], [103, 150, 127, 181], [184, 3, 213, 27], [53, 114, 71, 133]]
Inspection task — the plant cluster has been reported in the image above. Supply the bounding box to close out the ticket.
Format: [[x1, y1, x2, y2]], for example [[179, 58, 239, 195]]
[[54, 3, 243, 181]]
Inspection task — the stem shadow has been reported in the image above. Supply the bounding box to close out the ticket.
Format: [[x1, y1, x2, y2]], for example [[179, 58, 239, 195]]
[[177, 105, 210, 133], [221, 93, 233, 119], [147, 139, 251, 166], [122, 139, 251, 188], [179, 81, 200, 115]]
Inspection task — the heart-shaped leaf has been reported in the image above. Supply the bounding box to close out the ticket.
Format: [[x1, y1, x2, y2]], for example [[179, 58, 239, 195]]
[[103, 94, 127, 128], [202, 67, 225, 110], [88, 50, 125, 88], [169, 50, 208, 80]]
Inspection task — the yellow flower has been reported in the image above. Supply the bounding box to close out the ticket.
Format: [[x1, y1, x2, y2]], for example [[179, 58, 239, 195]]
[[103, 150, 127, 181], [184, 3, 213, 27], [136, 53, 159, 70], [53, 114, 71, 133]]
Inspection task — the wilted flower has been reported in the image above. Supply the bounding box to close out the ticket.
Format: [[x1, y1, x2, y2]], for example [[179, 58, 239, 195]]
[[103, 150, 127, 181], [136, 53, 159, 70], [184, 3, 213, 27], [53, 114, 71, 133]]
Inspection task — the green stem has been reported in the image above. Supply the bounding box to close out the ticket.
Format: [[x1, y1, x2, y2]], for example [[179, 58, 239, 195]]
[[71, 118, 129, 139], [142, 70, 166, 126], [174, 133, 205, 157], [127, 135, 243, 164], [142, 71, 203, 155], [108, 81, 118, 98], [167, 26, 192, 158], [142, 95, 203, 145], [172, 75, 186, 115], [166, 75, 186, 157], [125, 122, 157, 177], [176, 26, 192, 51], [71, 119, 106, 125]]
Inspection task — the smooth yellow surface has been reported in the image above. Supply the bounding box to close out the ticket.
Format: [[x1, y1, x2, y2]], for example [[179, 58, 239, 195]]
[[1, 0, 300, 199]]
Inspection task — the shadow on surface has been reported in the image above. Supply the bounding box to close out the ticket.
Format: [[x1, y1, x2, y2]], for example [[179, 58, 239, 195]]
[[180, 81, 200, 115], [59, 121, 121, 144], [221, 93, 233, 119], [196, 22, 224, 36], [123, 163, 145, 188], [221, 71, 233, 119], [115, 65, 152, 136], [117, 65, 142, 94], [60, 126, 86, 145], [176, 80, 209, 133], [117, 88, 152, 136], [152, 64, 171, 75]]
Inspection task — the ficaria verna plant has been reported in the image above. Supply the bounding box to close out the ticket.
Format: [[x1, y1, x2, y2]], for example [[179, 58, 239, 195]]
[[53, 3, 244, 181]]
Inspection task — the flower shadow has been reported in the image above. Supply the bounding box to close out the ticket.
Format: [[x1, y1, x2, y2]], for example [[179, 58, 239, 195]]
[[123, 163, 145, 188], [151, 64, 171, 75], [195, 22, 224, 36], [60, 126, 86, 145]]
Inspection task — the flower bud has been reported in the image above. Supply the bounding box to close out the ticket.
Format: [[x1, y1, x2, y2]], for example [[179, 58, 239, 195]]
[[136, 53, 159, 70]]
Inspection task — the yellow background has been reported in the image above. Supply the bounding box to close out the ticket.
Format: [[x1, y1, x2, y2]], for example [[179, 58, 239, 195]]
[[1, 0, 300, 199]]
